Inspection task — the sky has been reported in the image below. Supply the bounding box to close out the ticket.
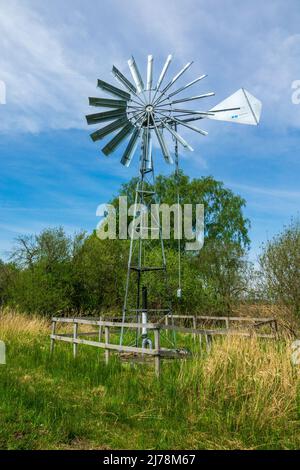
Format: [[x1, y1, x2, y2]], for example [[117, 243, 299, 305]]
[[0, 0, 300, 262]]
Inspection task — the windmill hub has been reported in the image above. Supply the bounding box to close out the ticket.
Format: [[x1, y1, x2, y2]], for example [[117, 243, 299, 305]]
[[145, 104, 154, 113]]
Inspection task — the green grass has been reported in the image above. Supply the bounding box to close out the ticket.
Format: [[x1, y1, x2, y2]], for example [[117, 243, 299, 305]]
[[0, 312, 299, 450]]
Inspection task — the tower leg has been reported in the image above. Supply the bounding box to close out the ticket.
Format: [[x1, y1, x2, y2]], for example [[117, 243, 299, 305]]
[[120, 145, 174, 348]]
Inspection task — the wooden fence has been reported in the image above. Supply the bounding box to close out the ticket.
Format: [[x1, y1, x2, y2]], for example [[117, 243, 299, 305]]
[[165, 314, 278, 334], [50, 315, 278, 377]]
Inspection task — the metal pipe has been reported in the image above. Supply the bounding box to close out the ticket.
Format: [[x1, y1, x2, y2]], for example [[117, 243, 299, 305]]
[[142, 286, 148, 338]]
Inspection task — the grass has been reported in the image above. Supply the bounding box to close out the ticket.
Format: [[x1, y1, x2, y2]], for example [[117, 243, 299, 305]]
[[0, 309, 299, 450]]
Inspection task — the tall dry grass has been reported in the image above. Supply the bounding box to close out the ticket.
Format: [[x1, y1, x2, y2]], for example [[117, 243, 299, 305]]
[[175, 335, 299, 448], [0, 307, 49, 339]]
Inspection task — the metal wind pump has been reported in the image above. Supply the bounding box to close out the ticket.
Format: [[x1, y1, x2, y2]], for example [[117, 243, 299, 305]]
[[86, 54, 262, 348]]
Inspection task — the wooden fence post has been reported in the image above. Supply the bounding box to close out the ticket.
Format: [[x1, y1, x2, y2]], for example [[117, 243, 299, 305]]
[[99, 316, 103, 343], [73, 322, 78, 358], [165, 315, 169, 338], [192, 316, 196, 342], [273, 319, 278, 338], [50, 320, 56, 355], [105, 326, 110, 365], [225, 318, 229, 329], [154, 327, 161, 378]]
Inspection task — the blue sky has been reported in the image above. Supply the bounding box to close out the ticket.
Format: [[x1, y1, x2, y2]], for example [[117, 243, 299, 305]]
[[0, 0, 300, 261]]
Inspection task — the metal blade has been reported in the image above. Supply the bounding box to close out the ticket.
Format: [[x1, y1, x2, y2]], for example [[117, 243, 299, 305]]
[[97, 79, 131, 100], [153, 123, 173, 164], [90, 117, 129, 142], [86, 109, 127, 125], [88, 97, 127, 108], [146, 55, 153, 90], [142, 128, 152, 170], [128, 56, 144, 93], [120, 128, 141, 166], [158, 62, 193, 98], [162, 122, 193, 151], [168, 74, 207, 98], [102, 122, 134, 156], [169, 117, 208, 136], [112, 65, 137, 94], [156, 54, 172, 90], [170, 92, 215, 105]]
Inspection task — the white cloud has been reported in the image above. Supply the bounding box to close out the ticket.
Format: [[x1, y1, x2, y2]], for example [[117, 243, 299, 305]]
[[0, 0, 300, 134], [0, 1, 95, 132]]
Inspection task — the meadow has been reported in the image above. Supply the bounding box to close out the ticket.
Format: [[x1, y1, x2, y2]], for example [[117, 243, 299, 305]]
[[0, 309, 299, 450]]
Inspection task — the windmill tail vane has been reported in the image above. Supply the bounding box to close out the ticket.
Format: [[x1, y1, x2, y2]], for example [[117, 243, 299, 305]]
[[86, 54, 262, 167]]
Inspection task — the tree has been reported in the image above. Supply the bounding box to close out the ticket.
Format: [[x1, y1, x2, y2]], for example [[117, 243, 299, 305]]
[[111, 171, 250, 314], [112, 171, 250, 249], [70, 234, 127, 313], [259, 218, 300, 317], [0, 260, 18, 307], [8, 227, 85, 315], [196, 240, 249, 314]]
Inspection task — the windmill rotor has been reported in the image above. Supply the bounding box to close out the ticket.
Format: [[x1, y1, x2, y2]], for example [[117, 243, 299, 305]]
[[86, 55, 262, 168]]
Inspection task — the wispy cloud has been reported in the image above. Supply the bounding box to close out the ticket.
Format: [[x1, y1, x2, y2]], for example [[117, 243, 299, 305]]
[[230, 182, 300, 200], [1, 0, 300, 133], [1, 0, 300, 261]]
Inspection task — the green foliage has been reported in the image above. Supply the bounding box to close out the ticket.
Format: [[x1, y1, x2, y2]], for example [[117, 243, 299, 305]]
[[113, 171, 250, 248], [1, 172, 250, 316], [259, 218, 300, 316], [70, 235, 127, 312], [197, 240, 249, 314]]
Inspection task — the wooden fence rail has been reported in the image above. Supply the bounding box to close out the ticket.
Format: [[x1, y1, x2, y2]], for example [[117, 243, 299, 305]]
[[50, 315, 278, 377]]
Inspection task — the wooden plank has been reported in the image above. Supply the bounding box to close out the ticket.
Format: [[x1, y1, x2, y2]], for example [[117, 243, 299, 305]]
[[253, 320, 274, 327], [52, 317, 160, 329], [50, 335, 161, 355], [52, 315, 276, 327], [127, 309, 170, 312], [161, 324, 224, 335], [195, 316, 275, 322], [50, 334, 183, 356], [159, 324, 276, 338], [166, 315, 195, 319], [50, 332, 101, 338]]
